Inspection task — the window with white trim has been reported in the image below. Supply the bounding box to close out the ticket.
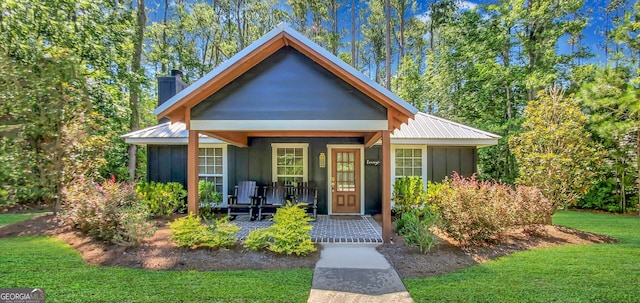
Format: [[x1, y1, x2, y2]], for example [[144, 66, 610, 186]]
[[199, 147, 223, 193], [272, 143, 308, 186], [394, 148, 423, 179]]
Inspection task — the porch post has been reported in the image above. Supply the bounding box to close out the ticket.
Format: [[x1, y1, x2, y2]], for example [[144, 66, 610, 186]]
[[187, 129, 199, 216], [381, 130, 392, 243]]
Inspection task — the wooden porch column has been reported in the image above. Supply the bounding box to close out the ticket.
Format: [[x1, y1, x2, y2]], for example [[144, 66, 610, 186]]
[[187, 130, 199, 216], [381, 130, 392, 243]]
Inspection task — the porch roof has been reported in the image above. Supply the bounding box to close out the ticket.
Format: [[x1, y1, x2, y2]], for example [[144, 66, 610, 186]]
[[391, 113, 501, 147], [123, 113, 500, 147]]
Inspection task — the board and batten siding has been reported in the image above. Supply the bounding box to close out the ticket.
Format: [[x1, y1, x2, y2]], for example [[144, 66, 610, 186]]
[[190, 47, 387, 122], [145, 144, 479, 215], [146, 145, 188, 190], [427, 146, 477, 183]]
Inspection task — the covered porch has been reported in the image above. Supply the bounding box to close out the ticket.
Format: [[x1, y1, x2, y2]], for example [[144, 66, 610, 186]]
[[231, 215, 383, 243]]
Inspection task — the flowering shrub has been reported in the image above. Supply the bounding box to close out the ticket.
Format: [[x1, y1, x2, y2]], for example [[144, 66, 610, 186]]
[[61, 177, 155, 246], [429, 173, 552, 246]]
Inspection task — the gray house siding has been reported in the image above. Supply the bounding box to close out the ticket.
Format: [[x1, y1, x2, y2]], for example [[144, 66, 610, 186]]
[[146, 138, 389, 215], [427, 147, 477, 183], [145, 144, 480, 215], [364, 145, 382, 215], [190, 47, 387, 121], [146, 145, 188, 189]]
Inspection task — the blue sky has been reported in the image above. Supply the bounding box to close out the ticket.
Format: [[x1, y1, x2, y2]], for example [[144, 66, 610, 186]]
[[148, 0, 614, 64]]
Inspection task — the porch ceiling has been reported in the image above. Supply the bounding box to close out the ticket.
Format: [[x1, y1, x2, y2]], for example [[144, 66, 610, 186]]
[[200, 130, 383, 148]]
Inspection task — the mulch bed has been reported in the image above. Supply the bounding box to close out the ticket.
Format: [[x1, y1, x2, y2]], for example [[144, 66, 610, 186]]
[[377, 225, 616, 279], [0, 212, 616, 277]]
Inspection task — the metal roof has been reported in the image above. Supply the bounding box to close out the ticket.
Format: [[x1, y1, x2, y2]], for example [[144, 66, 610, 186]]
[[391, 113, 500, 146], [124, 113, 500, 147], [155, 22, 418, 119], [123, 122, 223, 145]]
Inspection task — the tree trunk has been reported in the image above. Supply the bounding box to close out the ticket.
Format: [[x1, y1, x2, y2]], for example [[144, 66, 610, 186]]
[[351, 0, 356, 67], [128, 0, 146, 181], [385, 0, 391, 89]]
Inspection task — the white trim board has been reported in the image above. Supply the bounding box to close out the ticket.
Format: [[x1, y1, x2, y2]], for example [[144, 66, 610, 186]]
[[190, 120, 388, 131]]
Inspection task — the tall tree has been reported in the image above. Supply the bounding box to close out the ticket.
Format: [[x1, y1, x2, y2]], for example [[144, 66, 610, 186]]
[[579, 66, 639, 212], [128, 0, 146, 180], [351, 0, 357, 66], [385, 0, 392, 89], [510, 86, 601, 215]]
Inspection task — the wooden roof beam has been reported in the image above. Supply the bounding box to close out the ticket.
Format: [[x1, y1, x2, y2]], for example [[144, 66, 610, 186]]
[[364, 131, 382, 148], [200, 131, 248, 147]]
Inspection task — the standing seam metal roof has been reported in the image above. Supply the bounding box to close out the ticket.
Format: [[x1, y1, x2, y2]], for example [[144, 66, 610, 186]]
[[392, 113, 501, 139], [123, 113, 500, 143]]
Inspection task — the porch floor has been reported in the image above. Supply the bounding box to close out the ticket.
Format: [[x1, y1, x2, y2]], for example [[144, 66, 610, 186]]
[[231, 215, 383, 243]]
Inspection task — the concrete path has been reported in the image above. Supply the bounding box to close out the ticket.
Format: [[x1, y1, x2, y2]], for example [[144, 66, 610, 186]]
[[308, 244, 414, 303]]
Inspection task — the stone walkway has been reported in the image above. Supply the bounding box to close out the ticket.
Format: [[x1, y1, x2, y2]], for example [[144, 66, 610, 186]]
[[307, 244, 414, 303], [232, 215, 383, 243]]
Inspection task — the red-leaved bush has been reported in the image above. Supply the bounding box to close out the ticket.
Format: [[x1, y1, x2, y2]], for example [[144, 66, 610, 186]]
[[429, 173, 551, 246], [61, 177, 155, 246]]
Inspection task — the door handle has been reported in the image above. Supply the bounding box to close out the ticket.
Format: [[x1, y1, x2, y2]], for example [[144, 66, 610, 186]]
[[331, 177, 335, 192]]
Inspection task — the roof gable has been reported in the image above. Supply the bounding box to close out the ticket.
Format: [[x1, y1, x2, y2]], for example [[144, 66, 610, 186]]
[[155, 23, 417, 129], [190, 47, 387, 121]]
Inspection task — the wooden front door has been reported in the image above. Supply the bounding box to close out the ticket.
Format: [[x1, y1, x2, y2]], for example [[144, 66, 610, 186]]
[[331, 148, 361, 213]]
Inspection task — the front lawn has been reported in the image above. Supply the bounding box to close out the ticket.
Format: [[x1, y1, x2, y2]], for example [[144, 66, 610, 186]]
[[404, 211, 640, 303], [0, 212, 43, 227], [0, 235, 313, 302]]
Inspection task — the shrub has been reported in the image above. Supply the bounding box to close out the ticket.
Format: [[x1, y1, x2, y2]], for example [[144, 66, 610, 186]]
[[136, 181, 187, 218], [168, 213, 239, 249], [577, 179, 619, 212], [392, 176, 427, 215], [244, 203, 316, 255], [198, 180, 222, 205], [61, 177, 155, 246], [513, 185, 553, 233], [429, 173, 553, 246], [396, 208, 439, 254], [112, 203, 156, 247]]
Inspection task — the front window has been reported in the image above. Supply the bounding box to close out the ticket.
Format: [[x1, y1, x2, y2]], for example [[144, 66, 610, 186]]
[[272, 143, 308, 186], [394, 148, 423, 179], [199, 147, 223, 193]]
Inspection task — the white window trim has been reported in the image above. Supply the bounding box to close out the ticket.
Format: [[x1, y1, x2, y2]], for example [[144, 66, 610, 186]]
[[326, 144, 365, 215], [271, 143, 309, 183], [199, 143, 228, 206], [391, 145, 428, 207]]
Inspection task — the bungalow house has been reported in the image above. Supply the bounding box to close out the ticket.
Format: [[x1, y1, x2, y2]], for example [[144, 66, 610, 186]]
[[123, 23, 500, 242]]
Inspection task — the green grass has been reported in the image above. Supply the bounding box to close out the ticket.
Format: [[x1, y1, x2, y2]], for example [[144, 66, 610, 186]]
[[404, 211, 640, 303], [0, 212, 43, 226], [0, 236, 313, 302]]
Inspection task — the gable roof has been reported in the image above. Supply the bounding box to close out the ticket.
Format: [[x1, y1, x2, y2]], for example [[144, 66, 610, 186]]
[[155, 23, 417, 128], [124, 113, 500, 147]]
